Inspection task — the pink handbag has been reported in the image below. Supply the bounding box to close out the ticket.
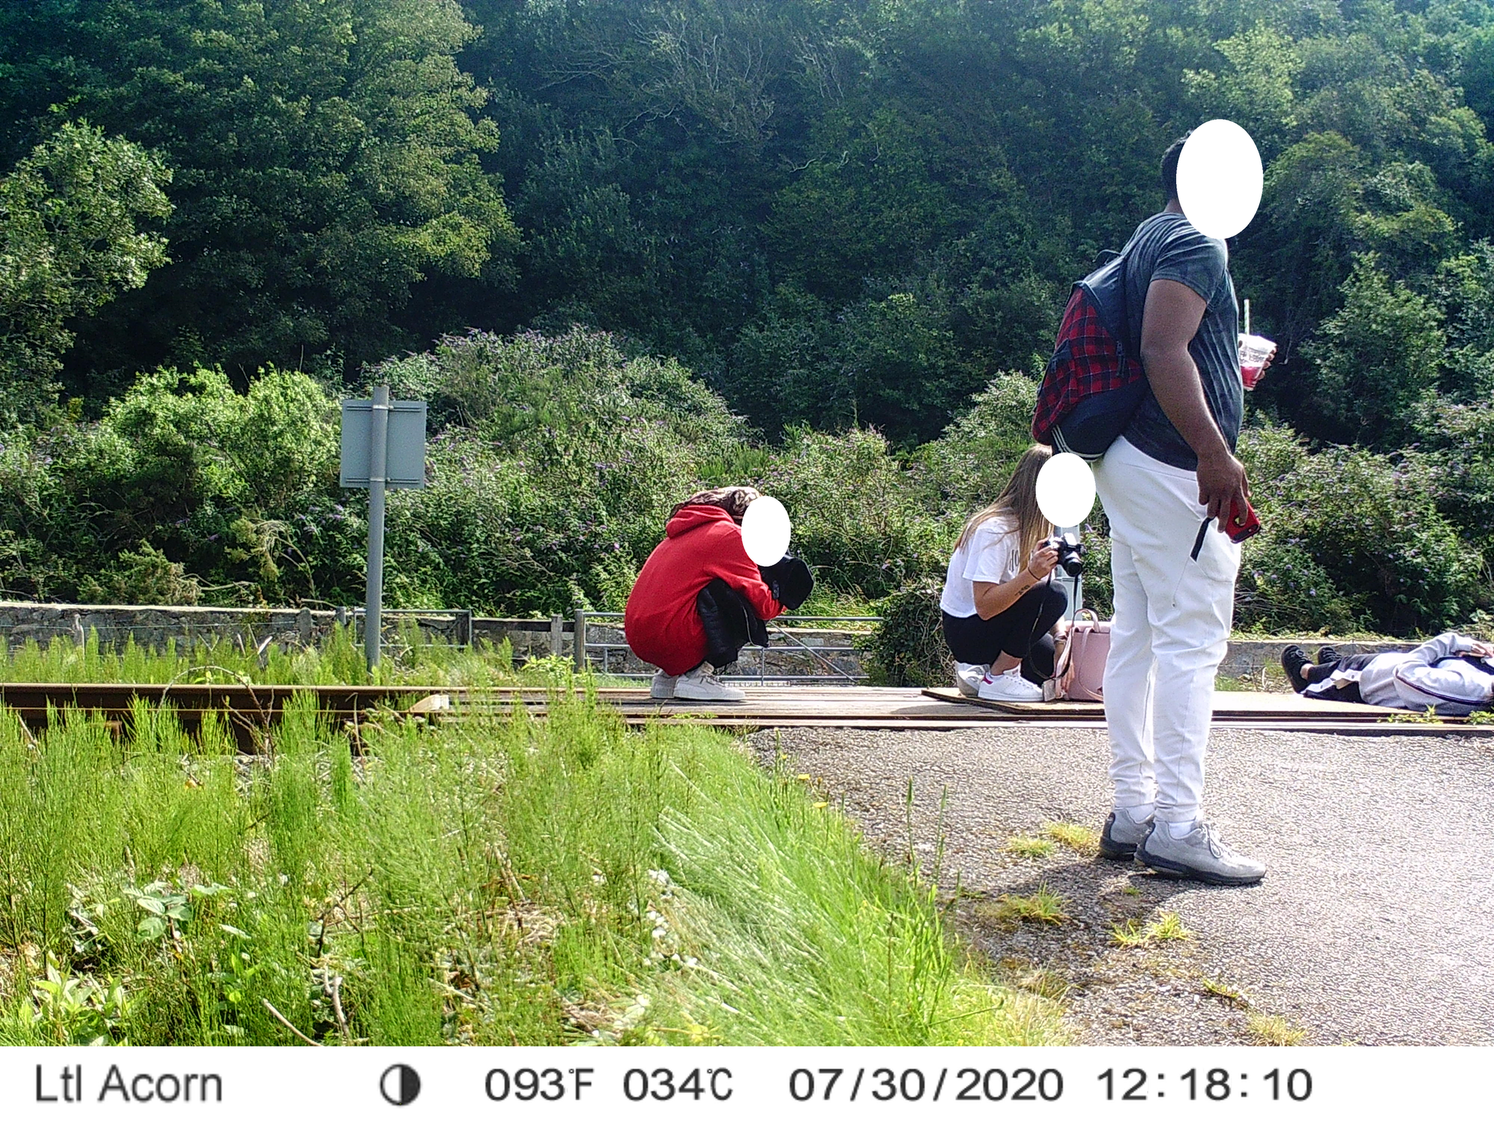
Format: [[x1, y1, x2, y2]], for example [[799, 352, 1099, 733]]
[[1046, 609, 1110, 701]]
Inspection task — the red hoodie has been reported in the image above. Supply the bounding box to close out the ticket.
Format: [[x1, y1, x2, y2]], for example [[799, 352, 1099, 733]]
[[624, 505, 784, 675]]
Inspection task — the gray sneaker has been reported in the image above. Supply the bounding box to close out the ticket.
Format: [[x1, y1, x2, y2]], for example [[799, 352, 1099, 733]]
[[1135, 820, 1266, 886], [674, 663, 746, 702], [1099, 810, 1153, 860]]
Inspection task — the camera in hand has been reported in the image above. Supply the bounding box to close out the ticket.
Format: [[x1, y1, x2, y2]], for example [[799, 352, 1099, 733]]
[[1044, 532, 1085, 577]]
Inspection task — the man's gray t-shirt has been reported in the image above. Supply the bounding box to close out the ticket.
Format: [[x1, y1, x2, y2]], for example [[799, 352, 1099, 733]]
[[1119, 211, 1241, 471]]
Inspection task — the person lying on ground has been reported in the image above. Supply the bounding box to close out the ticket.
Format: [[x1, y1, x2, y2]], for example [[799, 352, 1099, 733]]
[[1282, 633, 1494, 716], [624, 486, 811, 702], [940, 444, 1070, 703]]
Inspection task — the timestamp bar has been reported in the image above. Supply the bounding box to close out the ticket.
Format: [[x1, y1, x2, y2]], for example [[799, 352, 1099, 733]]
[[0, 1046, 1486, 1118]]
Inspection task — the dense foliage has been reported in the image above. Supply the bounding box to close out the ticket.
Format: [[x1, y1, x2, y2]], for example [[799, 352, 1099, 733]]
[[2, 1, 1493, 435], [467, 0, 1494, 445], [1, 0, 518, 392], [3, 0, 1494, 637], [0, 123, 170, 426], [3, 327, 1487, 640]]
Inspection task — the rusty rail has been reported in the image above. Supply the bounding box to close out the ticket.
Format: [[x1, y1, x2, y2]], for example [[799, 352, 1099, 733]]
[[4, 682, 1488, 748]]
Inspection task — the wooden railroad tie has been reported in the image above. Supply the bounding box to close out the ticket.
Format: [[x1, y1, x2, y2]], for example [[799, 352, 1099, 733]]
[[2, 683, 1487, 746]]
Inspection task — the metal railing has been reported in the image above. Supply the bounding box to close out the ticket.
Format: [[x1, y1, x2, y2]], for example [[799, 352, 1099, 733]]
[[341, 607, 473, 649], [1, 605, 475, 653], [577, 611, 878, 685], [3, 604, 871, 682]]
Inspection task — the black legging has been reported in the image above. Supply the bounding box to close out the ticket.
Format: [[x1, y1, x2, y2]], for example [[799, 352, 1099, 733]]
[[1302, 652, 1378, 703], [942, 581, 1069, 685]]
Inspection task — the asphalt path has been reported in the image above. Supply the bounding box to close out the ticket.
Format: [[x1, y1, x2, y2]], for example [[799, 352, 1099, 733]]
[[748, 722, 1494, 1045]]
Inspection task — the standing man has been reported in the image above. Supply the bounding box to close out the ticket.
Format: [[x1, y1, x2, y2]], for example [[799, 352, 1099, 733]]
[[1093, 134, 1266, 885]]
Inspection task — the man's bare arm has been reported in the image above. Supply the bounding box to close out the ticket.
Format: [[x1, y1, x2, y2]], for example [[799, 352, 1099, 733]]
[[1138, 278, 1249, 529]]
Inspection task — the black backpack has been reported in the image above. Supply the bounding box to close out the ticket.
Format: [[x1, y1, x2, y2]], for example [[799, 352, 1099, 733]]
[[1031, 252, 1147, 459]]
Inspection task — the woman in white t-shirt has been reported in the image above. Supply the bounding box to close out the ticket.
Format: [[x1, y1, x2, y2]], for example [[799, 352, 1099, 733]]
[[941, 444, 1068, 702]]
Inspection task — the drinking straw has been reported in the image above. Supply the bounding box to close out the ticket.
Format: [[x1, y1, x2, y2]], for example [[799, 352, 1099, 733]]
[[1244, 298, 1250, 336]]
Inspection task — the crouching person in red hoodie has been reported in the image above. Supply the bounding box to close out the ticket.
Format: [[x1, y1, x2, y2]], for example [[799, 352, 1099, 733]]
[[625, 486, 788, 702]]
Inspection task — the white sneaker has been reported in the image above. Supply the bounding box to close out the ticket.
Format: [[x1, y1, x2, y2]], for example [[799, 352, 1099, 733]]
[[673, 663, 746, 702], [650, 670, 677, 700], [977, 667, 1044, 703], [955, 662, 989, 697]]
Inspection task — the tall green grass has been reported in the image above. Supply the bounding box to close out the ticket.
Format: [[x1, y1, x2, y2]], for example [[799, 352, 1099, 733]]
[[0, 622, 524, 687], [0, 683, 1063, 1045]]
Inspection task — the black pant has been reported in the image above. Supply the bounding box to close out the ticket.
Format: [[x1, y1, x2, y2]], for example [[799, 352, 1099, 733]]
[[1304, 652, 1377, 703], [697, 578, 767, 669], [942, 582, 1069, 685]]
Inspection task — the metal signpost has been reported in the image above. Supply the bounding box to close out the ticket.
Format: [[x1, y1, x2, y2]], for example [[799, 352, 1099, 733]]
[[340, 387, 426, 668]]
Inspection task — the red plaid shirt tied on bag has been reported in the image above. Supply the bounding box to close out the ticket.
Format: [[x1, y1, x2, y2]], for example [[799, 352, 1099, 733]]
[[1031, 254, 1147, 458]]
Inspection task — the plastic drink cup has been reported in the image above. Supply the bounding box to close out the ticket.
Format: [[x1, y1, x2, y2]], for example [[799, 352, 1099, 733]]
[[1238, 333, 1274, 390]]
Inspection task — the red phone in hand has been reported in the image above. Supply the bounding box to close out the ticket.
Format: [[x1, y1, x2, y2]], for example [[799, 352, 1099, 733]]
[[1227, 498, 1261, 543]]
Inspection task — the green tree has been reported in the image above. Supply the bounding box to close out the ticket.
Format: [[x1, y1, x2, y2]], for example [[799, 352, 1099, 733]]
[[1238, 420, 1482, 636], [374, 328, 756, 611], [1182, 22, 1304, 153], [56, 0, 518, 387], [0, 364, 358, 605], [1236, 131, 1366, 365], [727, 286, 837, 438], [0, 123, 170, 426], [918, 373, 1041, 511], [1429, 241, 1494, 401], [833, 289, 971, 446], [757, 425, 945, 601], [1351, 161, 1459, 284], [1299, 254, 1446, 448]]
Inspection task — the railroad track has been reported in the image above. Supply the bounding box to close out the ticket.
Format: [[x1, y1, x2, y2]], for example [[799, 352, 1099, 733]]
[[0, 682, 448, 748], [2, 682, 1485, 747], [409, 686, 1490, 736]]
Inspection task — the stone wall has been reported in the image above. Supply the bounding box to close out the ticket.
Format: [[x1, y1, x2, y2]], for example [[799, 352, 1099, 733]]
[[580, 621, 870, 682], [469, 615, 870, 681], [0, 602, 469, 651], [0, 602, 873, 682], [1218, 639, 1414, 682], [0, 601, 1421, 685]]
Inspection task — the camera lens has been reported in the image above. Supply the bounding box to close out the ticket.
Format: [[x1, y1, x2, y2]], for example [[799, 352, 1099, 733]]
[[1056, 539, 1084, 577]]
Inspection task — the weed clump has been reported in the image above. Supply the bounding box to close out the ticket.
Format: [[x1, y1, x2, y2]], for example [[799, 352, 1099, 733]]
[[1247, 1013, 1308, 1046], [1110, 911, 1193, 947], [978, 887, 1071, 927], [1003, 835, 1056, 859], [1041, 821, 1100, 856]]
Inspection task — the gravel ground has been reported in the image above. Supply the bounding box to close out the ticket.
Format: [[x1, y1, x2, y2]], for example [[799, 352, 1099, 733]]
[[746, 724, 1494, 1046]]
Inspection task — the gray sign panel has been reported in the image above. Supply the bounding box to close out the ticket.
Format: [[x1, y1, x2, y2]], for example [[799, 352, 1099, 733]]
[[340, 399, 427, 489]]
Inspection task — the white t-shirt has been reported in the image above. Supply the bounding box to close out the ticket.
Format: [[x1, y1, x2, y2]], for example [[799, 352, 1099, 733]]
[[940, 513, 1023, 618]]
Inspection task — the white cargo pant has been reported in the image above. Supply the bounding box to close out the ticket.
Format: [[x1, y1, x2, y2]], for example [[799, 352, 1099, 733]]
[[1093, 436, 1240, 824]]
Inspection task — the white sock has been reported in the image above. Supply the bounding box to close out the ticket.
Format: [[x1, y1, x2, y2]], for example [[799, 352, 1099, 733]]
[[1121, 803, 1155, 825], [1164, 819, 1198, 839]]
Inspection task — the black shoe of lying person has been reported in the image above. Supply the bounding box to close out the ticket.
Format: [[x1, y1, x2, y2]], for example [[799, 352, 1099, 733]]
[[1281, 645, 1312, 693], [1315, 645, 1341, 666]]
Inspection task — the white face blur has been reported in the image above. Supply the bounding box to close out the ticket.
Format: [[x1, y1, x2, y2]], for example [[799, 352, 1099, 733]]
[[1176, 119, 1263, 241], [740, 496, 792, 567], [1034, 453, 1096, 528]]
